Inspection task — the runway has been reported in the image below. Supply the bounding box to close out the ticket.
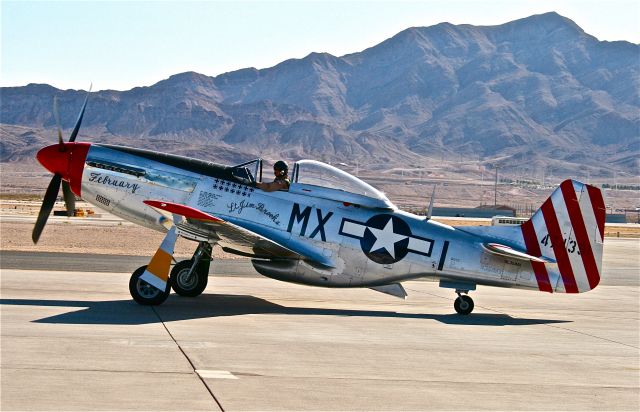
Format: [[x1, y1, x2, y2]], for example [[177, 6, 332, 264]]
[[2, 238, 638, 285], [0, 251, 258, 276], [1, 239, 639, 410]]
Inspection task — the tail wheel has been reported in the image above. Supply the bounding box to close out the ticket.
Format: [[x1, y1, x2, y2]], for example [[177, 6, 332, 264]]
[[171, 260, 208, 297], [129, 265, 171, 306], [454, 295, 474, 315]]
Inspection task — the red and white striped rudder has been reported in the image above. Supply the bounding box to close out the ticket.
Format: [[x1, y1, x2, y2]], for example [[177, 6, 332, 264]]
[[521, 180, 605, 293]]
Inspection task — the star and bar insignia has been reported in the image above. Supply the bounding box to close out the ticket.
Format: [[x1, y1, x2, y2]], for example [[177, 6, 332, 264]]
[[339, 214, 433, 264]]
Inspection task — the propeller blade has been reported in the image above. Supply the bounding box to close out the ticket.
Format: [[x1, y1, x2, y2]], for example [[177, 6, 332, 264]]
[[53, 96, 64, 148], [68, 84, 92, 143], [62, 181, 76, 217], [32, 174, 62, 244]]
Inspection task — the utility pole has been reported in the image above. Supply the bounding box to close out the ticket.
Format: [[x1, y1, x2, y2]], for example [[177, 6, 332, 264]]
[[494, 166, 499, 207]]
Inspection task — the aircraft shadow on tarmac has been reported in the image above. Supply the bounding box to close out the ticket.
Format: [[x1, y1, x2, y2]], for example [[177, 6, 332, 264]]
[[0, 294, 570, 326]]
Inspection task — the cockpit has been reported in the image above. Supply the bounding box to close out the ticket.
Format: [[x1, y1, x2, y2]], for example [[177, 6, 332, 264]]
[[230, 159, 262, 185], [231, 158, 394, 209]]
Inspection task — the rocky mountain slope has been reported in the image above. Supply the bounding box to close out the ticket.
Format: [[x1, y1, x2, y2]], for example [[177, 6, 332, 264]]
[[1, 12, 638, 178]]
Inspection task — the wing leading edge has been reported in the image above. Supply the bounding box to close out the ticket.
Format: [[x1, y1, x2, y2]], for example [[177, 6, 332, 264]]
[[143, 200, 331, 265]]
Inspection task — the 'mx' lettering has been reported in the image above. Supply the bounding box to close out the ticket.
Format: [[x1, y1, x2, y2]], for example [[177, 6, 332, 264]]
[[287, 203, 333, 242]]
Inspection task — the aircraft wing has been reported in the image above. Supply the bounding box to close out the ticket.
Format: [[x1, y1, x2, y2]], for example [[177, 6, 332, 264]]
[[144, 200, 302, 260]]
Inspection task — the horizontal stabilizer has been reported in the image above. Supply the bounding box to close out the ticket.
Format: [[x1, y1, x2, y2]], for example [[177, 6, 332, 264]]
[[482, 243, 554, 263]]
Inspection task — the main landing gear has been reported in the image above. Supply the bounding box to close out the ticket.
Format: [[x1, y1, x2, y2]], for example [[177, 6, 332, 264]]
[[454, 290, 474, 315], [128, 241, 213, 305], [171, 242, 212, 297]]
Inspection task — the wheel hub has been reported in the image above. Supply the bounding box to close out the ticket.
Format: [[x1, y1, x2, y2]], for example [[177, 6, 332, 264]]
[[177, 269, 197, 290], [137, 280, 160, 298]]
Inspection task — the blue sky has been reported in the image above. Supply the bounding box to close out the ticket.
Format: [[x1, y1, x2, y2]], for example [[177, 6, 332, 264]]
[[2, 0, 638, 91]]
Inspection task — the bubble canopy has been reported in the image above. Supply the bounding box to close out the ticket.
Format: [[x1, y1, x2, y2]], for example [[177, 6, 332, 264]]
[[291, 160, 393, 208]]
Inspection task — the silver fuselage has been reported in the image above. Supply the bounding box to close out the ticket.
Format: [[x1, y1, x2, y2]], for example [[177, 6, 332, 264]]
[[80, 144, 546, 291]]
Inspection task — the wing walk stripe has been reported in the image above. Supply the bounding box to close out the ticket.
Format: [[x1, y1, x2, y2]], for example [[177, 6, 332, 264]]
[[560, 181, 600, 289], [541, 199, 579, 293], [521, 219, 553, 292], [586, 185, 606, 241]]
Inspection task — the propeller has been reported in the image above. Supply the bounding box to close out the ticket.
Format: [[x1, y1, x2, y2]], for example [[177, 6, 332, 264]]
[[32, 175, 62, 244], [54, 96, 77, 216], [32, 86, 91, 243], [62, 181, 76, 216]]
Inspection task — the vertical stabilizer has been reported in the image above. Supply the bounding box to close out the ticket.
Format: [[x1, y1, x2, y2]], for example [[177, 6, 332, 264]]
[[520, 180, 605, 293]]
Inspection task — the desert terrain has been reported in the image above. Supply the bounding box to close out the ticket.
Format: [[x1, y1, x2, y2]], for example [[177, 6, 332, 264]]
[[2, 158, 639, 213]]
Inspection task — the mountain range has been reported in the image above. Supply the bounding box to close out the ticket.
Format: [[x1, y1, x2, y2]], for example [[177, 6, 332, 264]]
[[1, 12, 638, 178]]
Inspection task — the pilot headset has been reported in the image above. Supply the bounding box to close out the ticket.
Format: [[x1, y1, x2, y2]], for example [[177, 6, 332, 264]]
[[274, 160, 288, 177]]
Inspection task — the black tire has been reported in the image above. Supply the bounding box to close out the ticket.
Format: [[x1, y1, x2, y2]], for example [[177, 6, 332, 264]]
[[170, 260, 208, 297], [454, 295, 474, 315], [129, 265, 171, 305]]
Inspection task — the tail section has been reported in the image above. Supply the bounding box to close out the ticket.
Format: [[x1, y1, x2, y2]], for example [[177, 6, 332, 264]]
[[521, 180, 605, 293]]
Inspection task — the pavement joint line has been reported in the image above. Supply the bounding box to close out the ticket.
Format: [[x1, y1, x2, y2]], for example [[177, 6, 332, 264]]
[[191, 373, 640, 388], [0, 334, 177, 344], [464, 300, 640, 349], [151, 306, 225, 412], [404, 287, 458, 301], [196, 370, 239, 380], [467, 298, 640, 350], [542, 324, 640, 350], [0, 286, 126, 292], [407, 287, 640, 349], [0, 366, 194, 375], [476, 303, 640, 350]]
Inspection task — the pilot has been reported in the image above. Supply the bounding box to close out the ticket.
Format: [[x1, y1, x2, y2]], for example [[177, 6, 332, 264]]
[[256, 160, 290, 192]]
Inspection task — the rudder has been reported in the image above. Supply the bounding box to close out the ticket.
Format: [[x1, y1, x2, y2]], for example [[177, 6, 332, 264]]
[[521, 180, 605, 293]]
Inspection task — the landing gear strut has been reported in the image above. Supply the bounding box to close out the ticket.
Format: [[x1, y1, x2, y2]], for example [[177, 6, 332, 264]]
[[454, 290, 474, 315], [171, 242, 212, 297]]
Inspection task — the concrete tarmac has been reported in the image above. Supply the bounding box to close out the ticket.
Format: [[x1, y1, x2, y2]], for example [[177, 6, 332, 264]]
[[0, 251, 258, 277], [1, 239, 639, 411], [2, 238, 638, 285]]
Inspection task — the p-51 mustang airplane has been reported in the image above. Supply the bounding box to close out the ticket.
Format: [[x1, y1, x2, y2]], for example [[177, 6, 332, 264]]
[[32, 94, 606, 314]]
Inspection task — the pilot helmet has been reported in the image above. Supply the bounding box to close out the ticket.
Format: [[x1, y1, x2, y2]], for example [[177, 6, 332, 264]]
[[274, 160, 289, 176]]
